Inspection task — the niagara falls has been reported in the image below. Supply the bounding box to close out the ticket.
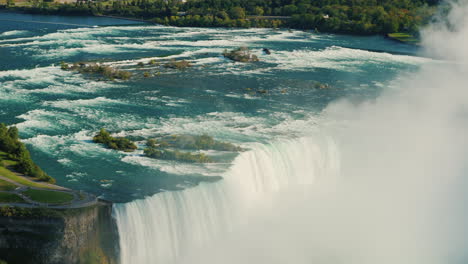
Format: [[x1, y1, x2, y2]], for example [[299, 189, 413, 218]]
[[1, 0, 467, 263]]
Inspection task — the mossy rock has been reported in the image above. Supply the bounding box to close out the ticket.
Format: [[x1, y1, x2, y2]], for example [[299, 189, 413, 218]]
[[164, 59, 192, 70], [223, 47, 259, 62]]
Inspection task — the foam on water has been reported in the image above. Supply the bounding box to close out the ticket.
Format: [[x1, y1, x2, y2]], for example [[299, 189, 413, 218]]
[[0, 30, 30, 37], [23, 129, 118, 159], [121, 155, 229, 177], [43, 97, 126, 109], [122, 111, 270, 143], [265, 46, 433, 72], [0, 66, 115, 96], [16, 109, 77, 133], [0, 25, 154, 44]]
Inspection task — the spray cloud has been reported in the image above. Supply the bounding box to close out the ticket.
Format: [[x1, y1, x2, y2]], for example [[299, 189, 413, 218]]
[[177, 1, 468, 263]]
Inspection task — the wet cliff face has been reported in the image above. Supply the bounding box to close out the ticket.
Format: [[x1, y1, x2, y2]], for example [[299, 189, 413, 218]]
[[0, 202, 119, 264]]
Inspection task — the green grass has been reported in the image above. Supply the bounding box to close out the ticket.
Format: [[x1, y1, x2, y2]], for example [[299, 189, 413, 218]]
[[0, 179, 17, 191], [0, 192, 25, 203], [387, 33, 420, 45], [0, 152, 57, 189], [0, 166, 56, 189], [0, 151, 17, 166], [23, 189, 74, 204]]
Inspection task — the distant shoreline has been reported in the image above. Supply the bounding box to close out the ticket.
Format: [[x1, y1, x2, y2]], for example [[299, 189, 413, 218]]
[[0, 9, 420, 46], [0, 9, 147, 27], [94, 14, 151, 24], [0, 2, 431, 36]]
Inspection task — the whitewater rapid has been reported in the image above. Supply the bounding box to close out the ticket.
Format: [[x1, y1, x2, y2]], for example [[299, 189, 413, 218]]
[[114, 135, 339, 264]]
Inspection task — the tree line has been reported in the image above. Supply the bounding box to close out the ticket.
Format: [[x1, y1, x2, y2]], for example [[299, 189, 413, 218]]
[[0, 123, 55, 183], [9, 0, 439, 34]]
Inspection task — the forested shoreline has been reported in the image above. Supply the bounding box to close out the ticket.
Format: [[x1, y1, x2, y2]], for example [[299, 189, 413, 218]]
[[2, 0, 439, 35]]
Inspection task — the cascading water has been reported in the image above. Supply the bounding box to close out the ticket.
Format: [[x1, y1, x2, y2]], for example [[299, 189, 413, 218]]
[[113, 135, 340, 264], [114, 2, 468, 263]]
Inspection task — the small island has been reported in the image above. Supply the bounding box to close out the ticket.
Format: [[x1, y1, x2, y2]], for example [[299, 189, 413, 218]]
[[223, 47, 259, 62], [60, 62, 132, 80], [144, 147, 213, 163], [93, 128, 137, 152], [164, 59, 192, 70], [91, 130, 243, 163], [143, 134, 243, 163], [151, 134, 243, 152]]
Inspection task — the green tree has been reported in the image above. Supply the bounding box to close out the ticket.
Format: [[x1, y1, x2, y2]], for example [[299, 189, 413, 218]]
[[229, 6, 246, 19], [253, 6, 264, 16]]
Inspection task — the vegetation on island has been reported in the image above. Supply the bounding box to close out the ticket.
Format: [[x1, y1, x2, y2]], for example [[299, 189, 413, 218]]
[[60, 62, 132, 80], [164, 59, 192, 70], [144, 147, 213, 163], [143, 134, 242, 163], [4, 0, 440, 35], [91, 129, 242, 163], [150, 134, 243, 152], [223, 47, 259, 62], [0, 123, 55, 183], [93, 128, 138, 152], [58, 57, 195, 81]]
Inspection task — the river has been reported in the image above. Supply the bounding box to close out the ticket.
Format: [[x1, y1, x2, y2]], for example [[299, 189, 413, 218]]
[[3, 9, 466, 264]]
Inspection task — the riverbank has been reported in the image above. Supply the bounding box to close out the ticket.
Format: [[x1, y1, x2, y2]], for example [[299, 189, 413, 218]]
[[0, 151, 98, 208], [94, 14, 151, 24], [1, 0, 438, 35], [386, 33, 420, 45]]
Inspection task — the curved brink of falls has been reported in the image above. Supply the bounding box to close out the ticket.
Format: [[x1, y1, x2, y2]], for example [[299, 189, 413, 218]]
[[113, 135, 339, 264]]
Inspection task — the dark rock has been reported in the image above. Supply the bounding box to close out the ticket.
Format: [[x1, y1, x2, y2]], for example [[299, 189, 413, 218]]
[[223, 47, 259, 62], [0, 202, 119, 264]]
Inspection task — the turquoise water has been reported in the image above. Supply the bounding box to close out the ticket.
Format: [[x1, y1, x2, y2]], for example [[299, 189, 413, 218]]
[[0, 12, 427, 203]]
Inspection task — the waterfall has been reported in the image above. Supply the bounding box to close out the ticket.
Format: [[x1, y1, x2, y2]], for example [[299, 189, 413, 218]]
[[114, 2, 468, 263], [113, 135, 340, 264]]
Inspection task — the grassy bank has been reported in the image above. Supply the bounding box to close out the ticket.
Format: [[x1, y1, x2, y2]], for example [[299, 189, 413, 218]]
[[0, 179, 16, 191], [23, 189, 74, 204], [0, 166, 54, 189], [387, 33, 420, 45], [0, 193, 24, 203]]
